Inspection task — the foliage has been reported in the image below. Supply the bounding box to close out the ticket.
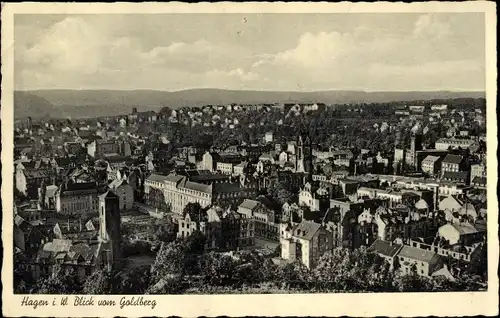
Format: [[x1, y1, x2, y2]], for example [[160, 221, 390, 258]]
[[268, 181, 296, 205], [34, 266, 83, 294], [182, 202, 204, 219], [82, 268, 115, 294]]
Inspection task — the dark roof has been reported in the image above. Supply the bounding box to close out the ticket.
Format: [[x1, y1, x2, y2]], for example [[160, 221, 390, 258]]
[[368, 239, 403, 258], [442, 171, 469, 181], [472, 176, 487, 185], [62, 182, 97, 192], [398, 246, 441, 263], [442, 154, 463, 164], [293, 221, 321, 241]]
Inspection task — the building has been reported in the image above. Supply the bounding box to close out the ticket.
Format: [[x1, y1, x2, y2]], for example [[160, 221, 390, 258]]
[[264, 131, 274, 143], [296, 135, 313, 176], [280, 220, 332, 269], [87, 140, 121, 158], [470, 163, 486, 184], [441, 154, 465, 177], [397, 245, 443, 277], [409, 105, 425, 113], [238, 199, 278, 241], [147, 172, 257, 215], [98, 191, 122, 267], [108, 178, 134, 211], [435, 138, 475, 150], [406, 133, 423, 168], [431, 104, 448, 112], [30, 191, 121, 281], [421, 155, 442, 176], [15, 162, 51, 197], [55, 181, 99, 216], [368, 239, 403, 269], [14, 215, 48, 256]]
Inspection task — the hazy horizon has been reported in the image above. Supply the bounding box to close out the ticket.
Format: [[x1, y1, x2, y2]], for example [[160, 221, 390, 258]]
[[15, 13, 486, 92]]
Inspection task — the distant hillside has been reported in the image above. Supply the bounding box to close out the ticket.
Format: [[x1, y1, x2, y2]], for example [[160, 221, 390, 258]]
[[18, 89, 485, 119], [14, 91, 57, 119]]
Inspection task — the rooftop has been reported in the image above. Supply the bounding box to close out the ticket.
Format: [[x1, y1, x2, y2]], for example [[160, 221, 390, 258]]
[[293, 221, 321, 241], [442, 154, 464, 165], [398, 245, 441, 263]]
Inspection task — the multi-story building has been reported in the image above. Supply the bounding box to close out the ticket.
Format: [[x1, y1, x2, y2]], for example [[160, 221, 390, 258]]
[[31, 190, 121, 281], [421, 155, 442, 176], [441, 154, 465, 177], [238, 199, 279, 242], [55, 181, 99, 216], [470, 163, 486, 184], [87, 140, 121, 158], [280, 220, 332, 269], [406, 133, 423, 168], [435, 138, 475, 150], [108, 178, 134, 211], [397, 245, 443, 277], [147, 172, 257, 215]]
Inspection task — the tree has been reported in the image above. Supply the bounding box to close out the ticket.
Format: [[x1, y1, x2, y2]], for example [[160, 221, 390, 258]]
[[269, 181, 295, 205], [82, 268, 115, 294], [182, 202, 203, 220], [150, 241, 186, 281], [117, 266, 151, 294], [35, 266, 83, 294]]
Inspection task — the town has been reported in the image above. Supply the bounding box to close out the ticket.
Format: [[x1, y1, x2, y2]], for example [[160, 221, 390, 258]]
[[13, 99, 488, 294]]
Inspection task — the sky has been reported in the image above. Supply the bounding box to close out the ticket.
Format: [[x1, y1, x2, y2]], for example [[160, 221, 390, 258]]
[[14, 13, 485, 92]]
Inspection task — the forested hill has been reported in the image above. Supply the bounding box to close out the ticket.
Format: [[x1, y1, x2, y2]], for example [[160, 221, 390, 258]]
[[15, 89, 485, 119], [14, 91, 57, 119]]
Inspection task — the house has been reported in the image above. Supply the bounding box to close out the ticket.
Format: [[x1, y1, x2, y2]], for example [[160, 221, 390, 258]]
[[439, 195, 465, 213], [438, 222, 483, 246], [280, 220, 332, 269], [32, 239, 105, 282], [441, 154, 465, 177], [396, 245, 443, 277], [55, 181, 99, 215], [470, 163, 486, 185], [435, 138, 475, 150], [14, 215, 48, 256], [238, 199, 278, 241], [368, 239, 403, 269], [471, 176, 486, 189], [15, 162, 51, 198], [441, 171, 469, 185], [421, 155, 442, 176], [108, 178, 134, 211]]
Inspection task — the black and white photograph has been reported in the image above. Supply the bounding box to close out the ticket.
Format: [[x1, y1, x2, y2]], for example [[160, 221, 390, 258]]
[[2, 2, 498, 317]]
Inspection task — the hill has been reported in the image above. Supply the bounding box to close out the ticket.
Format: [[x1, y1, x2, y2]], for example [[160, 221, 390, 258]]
[[14, 91, 57, 119], [17, 89, 485, 119]]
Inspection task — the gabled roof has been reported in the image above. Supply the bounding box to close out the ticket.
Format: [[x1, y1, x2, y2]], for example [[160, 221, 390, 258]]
[[451, 222, 479, 235], [398, 245, 441, 264], [238, 199, 261, 211], [422, 155, 440, 163], [442, 154, 463, 164], [146, 173, 171, 183], [368, 239, 403, 258], [293, 221, 321, 241]]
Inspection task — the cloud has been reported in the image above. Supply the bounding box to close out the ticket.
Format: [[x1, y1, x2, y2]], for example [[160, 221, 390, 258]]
[[14, 14, 485, 91], [413, 13, 452, 40], [22, 17, 106, 74], [248, 13, 484, 90]]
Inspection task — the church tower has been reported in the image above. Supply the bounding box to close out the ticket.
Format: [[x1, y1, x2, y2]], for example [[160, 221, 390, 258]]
[[98, 191, 121, 269], [296, 134, 313, 179]]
